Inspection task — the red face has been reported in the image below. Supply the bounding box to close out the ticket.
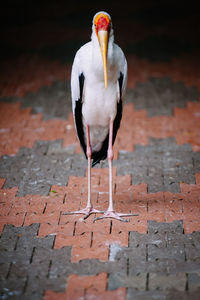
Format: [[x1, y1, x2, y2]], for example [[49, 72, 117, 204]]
[[94, 12, 111, 88], [94, 13, 111, 35]]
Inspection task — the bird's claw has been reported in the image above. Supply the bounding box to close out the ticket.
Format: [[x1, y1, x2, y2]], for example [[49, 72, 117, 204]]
[[62, 207, 104, 220], [94, 211, 139, 222]]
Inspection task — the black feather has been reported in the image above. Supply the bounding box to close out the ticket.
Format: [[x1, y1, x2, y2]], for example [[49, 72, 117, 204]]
[[74, 73, 87, 157], [92, 72, 124, 167]]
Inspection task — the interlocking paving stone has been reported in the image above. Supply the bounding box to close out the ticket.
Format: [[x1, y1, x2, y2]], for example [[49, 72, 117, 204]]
[[126, 289, 200, 300], [0, 55, 68, 98], [0, 138, 199, 195], [0, 140, 86, 196], [0, 81, 71, 120], [1, 2, 200, 299], [108, 221, 200, 299], [0, 221, 200, 299], [1, 77, 199, 121], [1, 95, 200, 156], [115, 137, 200, 193], [126, 77, 199, 116]]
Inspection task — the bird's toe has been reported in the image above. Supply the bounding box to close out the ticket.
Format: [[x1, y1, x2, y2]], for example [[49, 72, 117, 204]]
[[94, 211, 138, 222]]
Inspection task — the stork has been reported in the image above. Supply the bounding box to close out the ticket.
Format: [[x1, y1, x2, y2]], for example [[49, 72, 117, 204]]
[[66, 11, 137, 221]]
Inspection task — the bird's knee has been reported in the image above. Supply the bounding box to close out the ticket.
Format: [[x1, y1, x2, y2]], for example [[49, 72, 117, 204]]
[[87, 147, 92, 158], [107, 148, 113, 161]]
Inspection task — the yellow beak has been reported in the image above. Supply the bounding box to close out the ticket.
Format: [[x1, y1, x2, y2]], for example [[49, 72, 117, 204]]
[[97, 30, 108, 89]]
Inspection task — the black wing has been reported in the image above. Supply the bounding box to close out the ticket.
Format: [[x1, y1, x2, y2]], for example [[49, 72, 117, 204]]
[[74, 73, 87, 158], [92, 72, 124, 167]]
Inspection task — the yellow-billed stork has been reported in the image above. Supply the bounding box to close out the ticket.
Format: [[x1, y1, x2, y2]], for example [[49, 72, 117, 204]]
[[66, 11, 137, 221]]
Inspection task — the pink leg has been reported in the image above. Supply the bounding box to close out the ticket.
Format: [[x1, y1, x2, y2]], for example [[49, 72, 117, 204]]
[[95, 120, 138, 222], [63, 125, 103, 219]]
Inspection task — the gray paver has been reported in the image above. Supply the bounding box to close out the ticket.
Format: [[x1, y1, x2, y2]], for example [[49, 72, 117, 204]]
[[0, 221, 200, 299], [0, 81, 71, 120], [0, 140, 86, 196], [126, 77, 199, 116], [188, 273, 200, 291], [149, 273, 187, 291], [1, 78, 199, 121], [115, 137, 200, 193], [127, 289, 167, 300], [0, 138, 199, 195]]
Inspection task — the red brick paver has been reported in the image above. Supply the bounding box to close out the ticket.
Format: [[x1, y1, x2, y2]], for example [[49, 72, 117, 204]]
[[0, 102, 76, 156], [44, 273, 126, 300], [118, 102, 200, 153], [0, 55, 69, 98], [1, 170, 199, 262], [1, 100, 200, 157], [127, 52, 200, 91], [1, 52, 200, 98]]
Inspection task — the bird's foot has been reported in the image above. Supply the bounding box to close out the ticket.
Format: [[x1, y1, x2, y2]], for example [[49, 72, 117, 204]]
[[94, 210, 139, 222], [63, 206, 104, 220]]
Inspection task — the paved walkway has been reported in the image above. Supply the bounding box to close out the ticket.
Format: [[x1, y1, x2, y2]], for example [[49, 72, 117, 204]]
[[0, 1, 200, 299]]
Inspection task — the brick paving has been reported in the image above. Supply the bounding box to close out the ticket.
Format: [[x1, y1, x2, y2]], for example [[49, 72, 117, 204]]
[[0, 81, 71, 120], [0, 1, 200, 299], [1, 221, 200, 299], [126, 77, 199, 116]]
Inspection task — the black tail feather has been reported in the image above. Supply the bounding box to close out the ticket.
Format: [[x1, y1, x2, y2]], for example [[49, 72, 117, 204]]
[[91, 134, 109, 167]]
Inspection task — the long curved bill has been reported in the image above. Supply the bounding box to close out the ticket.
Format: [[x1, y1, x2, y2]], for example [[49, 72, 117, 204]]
[[98, 30, 108, 89]]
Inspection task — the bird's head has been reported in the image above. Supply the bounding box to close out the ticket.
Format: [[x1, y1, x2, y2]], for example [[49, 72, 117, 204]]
[[93, 11, 112, 88]]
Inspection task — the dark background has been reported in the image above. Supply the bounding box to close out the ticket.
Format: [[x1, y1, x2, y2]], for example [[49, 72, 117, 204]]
[[1, 0, 200, 65]]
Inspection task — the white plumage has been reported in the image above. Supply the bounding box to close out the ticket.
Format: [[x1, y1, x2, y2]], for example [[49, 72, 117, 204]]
[[71, 13, 127, 151], [65, 11, 137, 221]]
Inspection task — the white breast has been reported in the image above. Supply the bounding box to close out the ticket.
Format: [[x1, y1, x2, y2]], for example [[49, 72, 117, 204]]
[[81, 40, 119, 124], [83, 83, 117, 125]]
